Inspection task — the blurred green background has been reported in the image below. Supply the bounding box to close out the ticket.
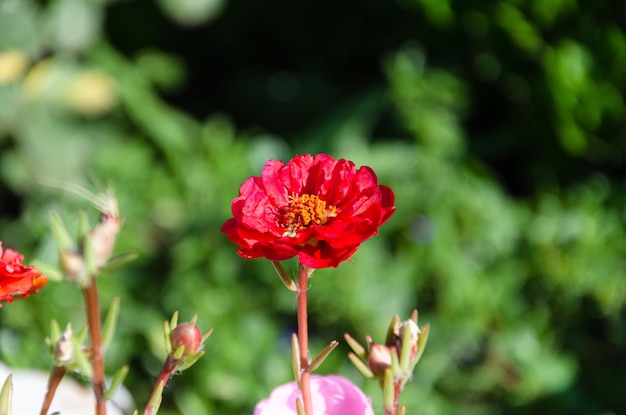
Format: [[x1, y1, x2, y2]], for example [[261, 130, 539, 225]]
[[1, 0, 625, 414]]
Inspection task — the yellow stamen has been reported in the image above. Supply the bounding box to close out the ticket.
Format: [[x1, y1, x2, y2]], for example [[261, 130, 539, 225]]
[[280, 194, 337, 237]]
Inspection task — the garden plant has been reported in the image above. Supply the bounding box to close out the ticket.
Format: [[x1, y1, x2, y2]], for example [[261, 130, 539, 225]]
[[1, 0, 625, 414]]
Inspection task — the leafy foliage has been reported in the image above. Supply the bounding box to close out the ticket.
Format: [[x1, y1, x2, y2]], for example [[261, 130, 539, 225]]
[[0, 0, 624, 414]]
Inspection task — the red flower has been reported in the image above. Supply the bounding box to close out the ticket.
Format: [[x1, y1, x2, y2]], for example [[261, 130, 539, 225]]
[[0, 242, 48, 305], [221, 154, 395, 268]]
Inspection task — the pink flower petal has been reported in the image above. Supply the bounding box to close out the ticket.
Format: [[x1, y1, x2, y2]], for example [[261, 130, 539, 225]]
[[254, 375, 374, 415]]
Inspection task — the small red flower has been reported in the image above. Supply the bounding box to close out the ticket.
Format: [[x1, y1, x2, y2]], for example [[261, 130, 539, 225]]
[[0, 242, 48, 305], [221, 154, 395, 268]]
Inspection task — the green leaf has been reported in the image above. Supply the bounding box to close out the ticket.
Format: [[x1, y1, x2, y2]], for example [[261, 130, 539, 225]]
[[296, 398, 305, 415], [146, 380, 164, 414], [412, 324, 430, 370], [385, 314, 400, 346], [0, 374, 12, 415], [80, 213, 97, 279], [201, 327, 214, 344], [104, 365, 129, 401], [73, 336, 93, 378], [169, 311, 179, 331], [399, 323, 413, 374], [347, 352, 374, 379], [344, 333, 367, 361], [308, 340, 338, 373], [173, 345, 185, 360], [101, 297, 120, 351], [75, 324, 89, 345], [49, 319, 61, 344], [49, 212, 74, 253], [272, 261, 297, 291], [99, 251, 139, 274], [383, 368, 394, 412], [164, 320, 172, 355], [176, 350, 205, 372], [390, 345, 401, 375], [77, 210, 91, 243], [291, 333, 301, 382]]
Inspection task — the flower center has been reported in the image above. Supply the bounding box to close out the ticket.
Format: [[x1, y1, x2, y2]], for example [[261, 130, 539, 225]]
[[280, 194, 337, 237]]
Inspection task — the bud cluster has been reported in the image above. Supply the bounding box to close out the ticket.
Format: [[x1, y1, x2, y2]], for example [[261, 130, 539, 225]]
[[50, 187, 127, 288], [345, 309, 429, 390], [142, 313, 214, 415]]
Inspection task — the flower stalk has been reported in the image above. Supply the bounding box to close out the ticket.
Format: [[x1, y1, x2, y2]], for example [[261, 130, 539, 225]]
[[39, 366, 67, 415], [82, 279, 107, 415], [143, 359, 174, 415], [143, 313, 211, 415], [382, 367, 404, 415], [296, 264, 314, 415]]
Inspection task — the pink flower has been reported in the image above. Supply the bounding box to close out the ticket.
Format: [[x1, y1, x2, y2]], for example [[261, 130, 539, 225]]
[[254, 374, 374, 415]]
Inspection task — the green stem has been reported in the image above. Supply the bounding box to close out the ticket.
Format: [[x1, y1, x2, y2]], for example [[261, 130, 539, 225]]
[[297, 264, 314, 415], [82, 280, 106, 415]]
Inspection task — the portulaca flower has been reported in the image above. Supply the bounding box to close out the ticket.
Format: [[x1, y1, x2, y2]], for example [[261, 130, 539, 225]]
[[254, 374, 374, 415]]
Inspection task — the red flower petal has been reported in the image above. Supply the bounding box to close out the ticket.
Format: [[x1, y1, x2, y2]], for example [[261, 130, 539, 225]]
[[221, 154, 395, 268], [0, 242, 48, 305]]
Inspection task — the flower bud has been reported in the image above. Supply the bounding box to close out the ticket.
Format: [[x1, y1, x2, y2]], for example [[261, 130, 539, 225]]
[[90, 213, 121, 268], [60, 251, 88, 283], [55, 326, 74, 365], [389, 316, 420, 359], [398, 319, 420, 360], [346, 309, 429, 406], [170, 322, 203, 357], [367, 343, 392, 378]]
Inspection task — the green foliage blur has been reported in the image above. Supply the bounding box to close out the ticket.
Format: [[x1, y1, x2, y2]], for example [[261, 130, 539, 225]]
[[1, 0, 625, 414]]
